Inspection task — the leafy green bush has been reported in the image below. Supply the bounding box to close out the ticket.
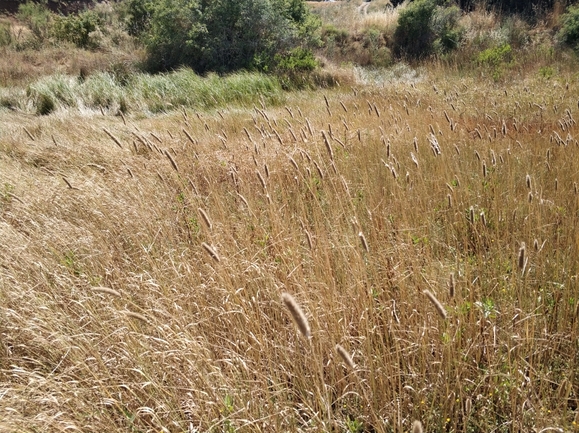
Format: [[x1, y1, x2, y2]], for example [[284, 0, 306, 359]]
[[275, 47, 318, 72], [476, 43, 512, 66], [128, 0, 320, 74], [322, 25, 349, 45], [432, 5, 463, 54], [274, 46, 319, 89], [393, 0, 436, 59], [476, 43, 513, 81], [52, 10, 103, 49], [116, 0, 155, 37], [394, 0, 464, 59], [558, 5, 579, 51], [17, 1, 52, 42]]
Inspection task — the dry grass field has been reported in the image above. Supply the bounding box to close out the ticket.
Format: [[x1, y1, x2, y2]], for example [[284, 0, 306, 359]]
[[1, 48, 579, 433]]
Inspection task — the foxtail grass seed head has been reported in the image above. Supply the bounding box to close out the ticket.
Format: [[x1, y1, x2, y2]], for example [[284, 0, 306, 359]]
[[125, 311, 150, 324], [447, 194, 452, 208], [449, 273, 455, 298], [313, 161, 324, 180], [423, 289, 447, 319], [526, 174, 531, 189], [534, 238, 539, 251], [281, 293, 310, 338], [103, 127, 123, 149], [482, 160, 487, 178], [412, 420, 424, 433], [336, 344, 356, 369], [164, 150, 179, 172], [411, 152, 419, 167], [359, 231, 369, 253], [322, 130, 334, 161], [256, 170, 267, 190], [202, 242, 220, 262], [518, 242, 526, 271], [304, 229, 313, 250], [198, 208, 212, 231], [528, 191, 533, 203], [480, 211, 486, 227], [469, 206, 475, 224], [465, 397, 472, 414], [91, 286, 121, 297], [289, 156, 299, 171]]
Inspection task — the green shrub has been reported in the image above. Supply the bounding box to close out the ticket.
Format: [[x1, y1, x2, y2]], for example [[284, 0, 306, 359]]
[[538, 66, 555, 79], [133, 0, 320, 73], [116, 0, 155, 37], [393, 1, 464, 59], [432, 5, 463, 54], [476, 43, 513, 81], [275, 47, 318, 72], [273, 47, 319, 89], [393, 0, 436, 59], [17, 1, 52, 42], [322, 24, 349, 45], [52, 10, 103, 49], [476, 43, 512, 66], [558, 5, 579, 50]]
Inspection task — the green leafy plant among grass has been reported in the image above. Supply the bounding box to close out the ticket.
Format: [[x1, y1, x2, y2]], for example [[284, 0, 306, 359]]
[[17, 0, 52, 42], [558, 4, 579, 51], [476, 43, 513, 80], [51, 10, 103, 49]]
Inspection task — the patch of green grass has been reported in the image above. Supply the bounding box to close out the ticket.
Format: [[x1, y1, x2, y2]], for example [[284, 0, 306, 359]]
[[24, 68, 284, 115]]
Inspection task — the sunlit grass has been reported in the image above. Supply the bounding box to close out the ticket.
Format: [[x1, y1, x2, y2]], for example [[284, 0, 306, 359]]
[[1, 58, 578, 432]]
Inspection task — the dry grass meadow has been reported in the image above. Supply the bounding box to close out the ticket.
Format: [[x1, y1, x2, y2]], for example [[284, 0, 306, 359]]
[[2, 64, 579, 432], [1, 3, 579, 430]]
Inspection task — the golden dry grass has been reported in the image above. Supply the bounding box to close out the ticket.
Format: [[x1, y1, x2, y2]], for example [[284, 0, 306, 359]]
[[1, 63, 579, 433]]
